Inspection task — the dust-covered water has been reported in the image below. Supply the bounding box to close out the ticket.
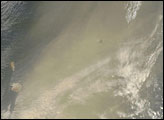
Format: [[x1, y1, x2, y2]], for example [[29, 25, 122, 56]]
[[1, 1, 163, 119]]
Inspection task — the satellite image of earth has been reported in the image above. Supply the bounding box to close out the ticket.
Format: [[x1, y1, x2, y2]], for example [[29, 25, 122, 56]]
[[1, 1, 163, 119]]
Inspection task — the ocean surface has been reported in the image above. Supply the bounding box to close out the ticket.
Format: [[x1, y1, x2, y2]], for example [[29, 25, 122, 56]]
[[1, 1, 163, 119]]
